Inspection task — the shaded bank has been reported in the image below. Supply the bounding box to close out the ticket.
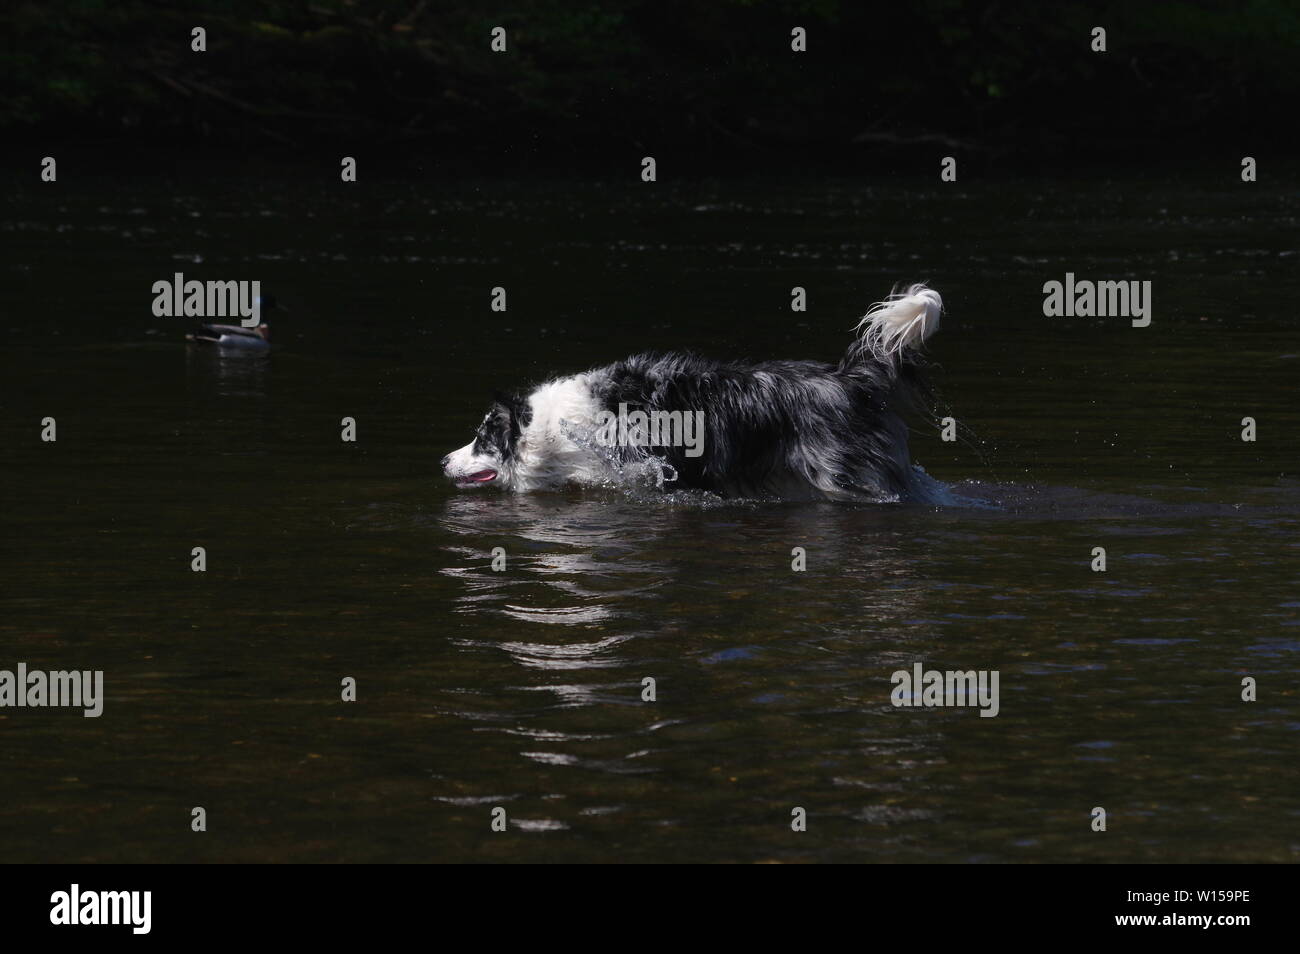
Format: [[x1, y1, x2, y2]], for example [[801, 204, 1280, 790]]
[[4, 0, 1300, 170]]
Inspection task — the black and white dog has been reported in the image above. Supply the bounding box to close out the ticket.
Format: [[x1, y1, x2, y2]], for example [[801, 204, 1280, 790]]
[[442, 284, 948, 502]]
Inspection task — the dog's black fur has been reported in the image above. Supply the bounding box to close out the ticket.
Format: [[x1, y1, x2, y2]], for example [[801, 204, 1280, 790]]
[[443, 283, 948, 502], [587, 351, 933, 500]]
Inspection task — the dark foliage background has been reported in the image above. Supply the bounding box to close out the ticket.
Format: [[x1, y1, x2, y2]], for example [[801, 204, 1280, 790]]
[[3, 0, 1298, 168]]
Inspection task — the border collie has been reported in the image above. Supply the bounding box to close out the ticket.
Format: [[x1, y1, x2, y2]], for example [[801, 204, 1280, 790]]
[[442, 284, 948, 502]]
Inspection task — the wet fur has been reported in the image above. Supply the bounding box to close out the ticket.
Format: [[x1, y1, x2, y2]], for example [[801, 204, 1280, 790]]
[[443, 284, 948, 502]]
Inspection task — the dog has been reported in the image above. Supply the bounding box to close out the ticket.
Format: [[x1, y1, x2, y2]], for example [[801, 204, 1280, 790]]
[[442, 284, 948, 502]]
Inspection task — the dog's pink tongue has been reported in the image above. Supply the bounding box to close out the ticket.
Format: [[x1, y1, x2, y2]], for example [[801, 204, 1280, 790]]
[[467, 469, 497, 482]]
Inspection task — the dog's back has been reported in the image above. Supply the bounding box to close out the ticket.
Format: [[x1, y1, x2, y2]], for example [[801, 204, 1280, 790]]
[[443, 284, 948, 501], [584, 285, 945, 501]]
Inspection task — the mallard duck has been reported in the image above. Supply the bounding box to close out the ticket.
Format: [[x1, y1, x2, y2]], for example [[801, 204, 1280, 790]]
[[186, 294, 279, 351]]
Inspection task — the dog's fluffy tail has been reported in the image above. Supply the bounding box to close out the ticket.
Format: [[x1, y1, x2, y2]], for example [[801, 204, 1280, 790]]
[[846, 283, 942, 364]]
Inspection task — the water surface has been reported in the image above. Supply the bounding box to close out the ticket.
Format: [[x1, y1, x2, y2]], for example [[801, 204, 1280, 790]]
[[1, 168, 1297, 862]]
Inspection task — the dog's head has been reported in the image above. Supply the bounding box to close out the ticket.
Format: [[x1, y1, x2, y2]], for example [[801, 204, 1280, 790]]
[[442, 393, 531, 489]]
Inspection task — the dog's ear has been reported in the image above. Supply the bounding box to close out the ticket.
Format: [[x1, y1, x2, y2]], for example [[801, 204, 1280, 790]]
[[491, 391, 532, 430], [487, 392, 514, 431]]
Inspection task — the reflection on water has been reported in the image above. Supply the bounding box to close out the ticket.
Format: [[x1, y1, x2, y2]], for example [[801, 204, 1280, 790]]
[[184, 345, 272, 399], [0, 171, 1297, 862], [437, 491, 945, 640], [419, 482, 1300, 859]]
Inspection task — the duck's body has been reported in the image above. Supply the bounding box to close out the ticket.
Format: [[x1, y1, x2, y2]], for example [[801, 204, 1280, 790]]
[[186, 322, 271, 351], [185, 294, 278, 351]]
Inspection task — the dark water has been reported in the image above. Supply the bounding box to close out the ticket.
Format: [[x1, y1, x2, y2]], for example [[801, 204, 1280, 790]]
[[1, 167, 1297, 863]]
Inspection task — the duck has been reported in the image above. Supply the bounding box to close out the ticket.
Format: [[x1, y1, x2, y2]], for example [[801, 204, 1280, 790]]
[[186, 294, 279, 351]]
